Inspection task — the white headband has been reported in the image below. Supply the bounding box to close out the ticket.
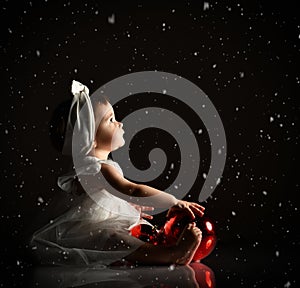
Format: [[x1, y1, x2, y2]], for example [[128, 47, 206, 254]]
[[62, 80, 95, 158]]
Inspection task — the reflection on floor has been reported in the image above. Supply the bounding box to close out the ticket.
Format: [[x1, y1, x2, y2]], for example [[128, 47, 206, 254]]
[[31, 262, 215, 288]]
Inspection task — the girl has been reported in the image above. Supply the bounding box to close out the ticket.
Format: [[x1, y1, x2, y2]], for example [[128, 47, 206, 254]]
[[31, 80, 205, 266]]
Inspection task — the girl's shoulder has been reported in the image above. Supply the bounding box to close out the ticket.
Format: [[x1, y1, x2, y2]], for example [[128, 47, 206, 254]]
[[88, 156, 123, 176]]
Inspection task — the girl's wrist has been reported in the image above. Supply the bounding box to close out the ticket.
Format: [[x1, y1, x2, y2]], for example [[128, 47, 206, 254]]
[[172, 195, 179, 206]]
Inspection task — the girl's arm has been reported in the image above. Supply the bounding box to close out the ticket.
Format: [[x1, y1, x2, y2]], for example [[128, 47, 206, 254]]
[[100, 163, 177, 207], [100, 163, 205, 218]]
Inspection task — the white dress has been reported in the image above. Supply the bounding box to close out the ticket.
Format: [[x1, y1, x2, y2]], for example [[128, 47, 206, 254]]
[[31, 156, 151, 266]]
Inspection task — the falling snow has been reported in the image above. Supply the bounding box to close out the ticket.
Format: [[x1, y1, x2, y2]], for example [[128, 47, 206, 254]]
[[1, 1, 298, 287], [108, 14, 115, 24]]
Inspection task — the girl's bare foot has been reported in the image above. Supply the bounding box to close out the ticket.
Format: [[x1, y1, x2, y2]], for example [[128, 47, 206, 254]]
[[175, 223, 202, 265]]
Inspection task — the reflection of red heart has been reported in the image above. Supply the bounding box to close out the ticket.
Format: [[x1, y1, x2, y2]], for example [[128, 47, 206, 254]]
[[189, 262, 216, 288]]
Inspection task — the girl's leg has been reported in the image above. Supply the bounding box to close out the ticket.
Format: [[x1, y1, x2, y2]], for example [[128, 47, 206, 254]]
[[125, 223, 201, 265]]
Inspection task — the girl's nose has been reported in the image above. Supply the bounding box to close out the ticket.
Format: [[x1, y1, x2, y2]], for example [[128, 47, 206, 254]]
[[118, 122, 123, 128]]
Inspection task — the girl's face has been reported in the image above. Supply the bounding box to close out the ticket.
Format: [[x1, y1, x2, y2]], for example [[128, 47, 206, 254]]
[[94, 102, 125, 152]]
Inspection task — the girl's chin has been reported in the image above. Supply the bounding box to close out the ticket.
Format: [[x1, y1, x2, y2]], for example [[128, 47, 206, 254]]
[[112, 140, 125, 151], [120, 139, 125, 148]]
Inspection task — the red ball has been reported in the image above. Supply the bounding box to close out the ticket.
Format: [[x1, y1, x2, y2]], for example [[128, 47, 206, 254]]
[[192, 217, 217, 261], [130, 216, 217, 261], [162, 216, 217, 261]]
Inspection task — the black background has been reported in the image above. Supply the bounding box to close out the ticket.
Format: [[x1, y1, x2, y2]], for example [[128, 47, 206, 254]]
[[1, 0, 299, 287]]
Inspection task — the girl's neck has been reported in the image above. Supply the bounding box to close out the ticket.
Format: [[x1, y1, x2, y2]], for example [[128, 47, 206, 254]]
[[89, 148, 111, 161]]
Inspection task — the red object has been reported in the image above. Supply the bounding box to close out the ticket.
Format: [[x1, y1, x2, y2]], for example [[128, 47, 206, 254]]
[[130, 224, 159, 244], [192, 218, 217, 261], [162, 216, 217, 261], [189, 262, 216, 287], [130, 216, 217, 261]]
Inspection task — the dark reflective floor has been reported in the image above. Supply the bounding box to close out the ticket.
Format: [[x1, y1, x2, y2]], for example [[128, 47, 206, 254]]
[[31, 262, 215, 288], [27, 243, 297, 288], [8, 240, 297, 288]]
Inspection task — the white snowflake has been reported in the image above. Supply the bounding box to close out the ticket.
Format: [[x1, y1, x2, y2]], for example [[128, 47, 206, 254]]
[[38, 197, 44, 203], [203, 2, 210, 11], [168, 264, 175, 271], [108, 14, 115, 24]]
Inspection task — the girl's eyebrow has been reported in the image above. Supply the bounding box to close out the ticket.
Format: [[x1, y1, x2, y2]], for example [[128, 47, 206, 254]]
[[105, 111, 114, 119]]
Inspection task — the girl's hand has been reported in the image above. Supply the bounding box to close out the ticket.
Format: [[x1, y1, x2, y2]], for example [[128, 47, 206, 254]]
[[166, 200, 205, 221], [129, 203, 155, 220]]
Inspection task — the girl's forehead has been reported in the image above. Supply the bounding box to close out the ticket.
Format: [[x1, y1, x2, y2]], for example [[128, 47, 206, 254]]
[[94, 102, 114, 122]]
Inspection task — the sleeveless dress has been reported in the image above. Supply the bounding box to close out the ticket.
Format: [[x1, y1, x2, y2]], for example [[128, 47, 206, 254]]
[[31, 156, 151, 267]]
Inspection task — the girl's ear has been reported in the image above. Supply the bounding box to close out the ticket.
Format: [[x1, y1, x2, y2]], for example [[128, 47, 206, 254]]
[[93, 140, 97, 148]]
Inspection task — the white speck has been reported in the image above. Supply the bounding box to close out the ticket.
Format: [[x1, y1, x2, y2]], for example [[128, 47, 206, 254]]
[[174, 185, 178, 189], [17, 260, 20, 265], [232, 211, 236, 216], [38, 196, 44, 203], [45, 106, 48, 111], [270, 116, 274, 122], [168, 264, 175, 271], [162, 89, 167, 94], [239, 72, 244, 78], [284, 281, 291, 288], [194, 52, 198, 56], [8, 28, 13, 34], [36, 50, 41, 57], [212, 63, 217, 68], [108, 14, 115, 24], [170, 163, 174, 169], [216, 178, 221, 185], [218, 148, 222, 154], [203, 173, 207, 179], [5, 129, 8, 134], [262, 190, 267, 196], [203, 2, 210, 11], [145, 110, 148, 114], [275, 250, 279, 257], [74, 68, 77, 73], [198, 129, 203, 134]]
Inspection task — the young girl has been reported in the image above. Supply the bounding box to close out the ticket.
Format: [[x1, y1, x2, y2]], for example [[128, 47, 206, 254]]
[[31, 80, 205, 266]]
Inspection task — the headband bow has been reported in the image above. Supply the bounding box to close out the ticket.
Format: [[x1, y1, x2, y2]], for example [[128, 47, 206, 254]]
[[62, 80, 95, 158]]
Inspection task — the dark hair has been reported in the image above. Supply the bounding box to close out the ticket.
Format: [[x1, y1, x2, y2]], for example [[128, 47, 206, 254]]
[[49, 95, 110, 153]]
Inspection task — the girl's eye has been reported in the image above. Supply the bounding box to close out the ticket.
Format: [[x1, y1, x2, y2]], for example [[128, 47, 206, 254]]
[[110, 117, 115, 123]]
